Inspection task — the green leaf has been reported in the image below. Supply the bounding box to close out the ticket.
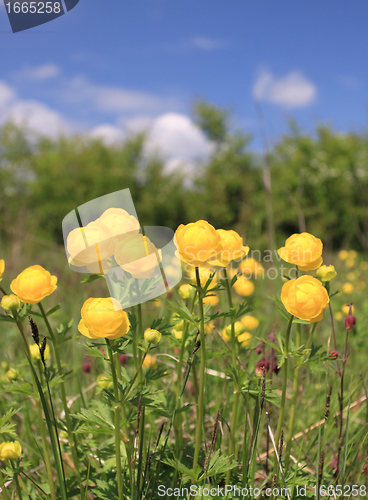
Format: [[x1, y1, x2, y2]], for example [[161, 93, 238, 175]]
[[199, 450, 238, 479], [46, 304, 61, 316], [80, 274, 104, 284]]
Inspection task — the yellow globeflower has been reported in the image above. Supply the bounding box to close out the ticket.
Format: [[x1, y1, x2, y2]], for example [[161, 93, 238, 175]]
[[277, 232, 323, 271], [0, 259, 4, 281], [345, 259, 355, 269], [342, 282, 354, 294], [334, 311, 343, 321], [360, 261, 368, 271], [281, 275, 329, 322], [1, 294, 20, 312], [348, 250, 358, 259], [67, 222, 115, 268], [240, 315, 259, 330], [204, 321, 214, 335], [144, 328, 161, 344], [0, 441, 21, 461], [238, 331, 252, 348], [208, 229, 249, 267], [97, 207, 140, 238], [233, 275, 255, 296], [78, 297, 130, 340], [357, 280, 366, 290], [143, 354, 157, 369], [240, 258, 264, 278], [175, 220, 222, 267], [203, 294, 219, 307], [114, 233, 160, 279], [10, 265, 57, 304], [338, 250, 348, 261], [187, 266, 217, 287], [316, 265, 337, 282]]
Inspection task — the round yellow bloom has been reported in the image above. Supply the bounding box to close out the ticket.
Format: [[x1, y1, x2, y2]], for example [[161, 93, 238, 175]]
[[281, 275, 329, 322], [0, 441, 21, 461], [238, 331, 252, 348], [338, 250, 349, 261], [334, 311, 343, 321], [342, 282, 354, 294], [239, 258, 264, 278], [203, 294, 219, 306], [143, 354, 157, 369], [67, 222, 115, 268], [240, 315, 259, 330], [29, 343, 50, 361], [342, 304, 355, 315], [114, 233, 159, 279], [345, 258, 355, 269], [221, 321, 245, 342], [1, 294, 20, 312], [204, 321, 214, 335], [277, 232, 323, 271], [78, 297, 130, 340], [316, 265, 337, 282], [208, 229, 249, 267], [360, 261, 368, 271], [233, 275, 255, 296], [6, 368, 19, 381], [348, 250, 358, 259], [97, 208, 140, 238], [0, 259, 4, 281], [97, 374, 113, 390], [178, 284, 193, 299], [144, 328, 161, 344], [175, 220, 222, 267], [187, 266, 217, 287], [10, 265, 57, 304]]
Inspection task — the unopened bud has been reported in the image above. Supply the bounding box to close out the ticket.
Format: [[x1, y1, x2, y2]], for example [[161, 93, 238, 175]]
[[329, 350, 339, 360], [344, 304, 356, 330], [255, 360, 270, 376], [316, 265, 337, 282], [1, 294, 20, 312], [144, 328, 161, 344], [82, 363, 91, 373]]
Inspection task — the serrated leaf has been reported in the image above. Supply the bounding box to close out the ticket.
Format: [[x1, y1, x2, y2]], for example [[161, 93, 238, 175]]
[[200, 450, 238, 479]]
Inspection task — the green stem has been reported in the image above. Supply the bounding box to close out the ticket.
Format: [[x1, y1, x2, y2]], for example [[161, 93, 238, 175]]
[[11, 462, 23, 500], [38, 302, 82, 487], [106, 339, 123, 500], [284, 322, 317, 471], [192, 267, 206, 472], [224, 269, 239, 483], [273, 314, 294, 477], [137, 303, 143, 383], [12, 312, 56, 500]]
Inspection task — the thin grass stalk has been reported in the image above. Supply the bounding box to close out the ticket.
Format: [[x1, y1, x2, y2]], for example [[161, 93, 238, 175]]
[[192, 267, 206, 472], [106, 339, 123, 500], [11, 461, 23, 500], [273, 314, 294, 479], [224, 268, 240, 483], [38, 302, 82, 488]]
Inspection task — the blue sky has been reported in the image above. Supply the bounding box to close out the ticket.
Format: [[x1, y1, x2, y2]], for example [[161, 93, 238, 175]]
[[0, 0, 367, 169]]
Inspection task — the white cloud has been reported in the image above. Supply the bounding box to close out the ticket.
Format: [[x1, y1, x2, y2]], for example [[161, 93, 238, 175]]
[[90, 124, 125, 145], [63, 77, 179, 114], [16, 63, 60, 81], [7, 100, 68, 137], [189, 36, 224, 50], [0, 80, 16, 108], [253, 69, 317, 108]]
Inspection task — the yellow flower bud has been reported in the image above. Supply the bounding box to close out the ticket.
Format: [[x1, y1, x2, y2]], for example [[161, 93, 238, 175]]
[[0, 259, 4, 281], [97, 374, 113, 390], [338, 250, 348, 261], [316, 265, 337, 282], [233, 275, 254, 296], [143, 354, 157, 369], [1, 361, 9, 371], [237, 331, 252, 347], [0, 440, 22, 461], [10, 265, 57, 304], [203, 294, 219, 306], [281, 275, 329, 322], [6, 368, 19, 381], [240, 315, 259, 330], [1, 294, 20, 312], [29, 343, 50, 361], [144, 328, 161, 344], [277, 232, 323, 271], [178, 284, 193, 299], [342, 282, 354, 294]]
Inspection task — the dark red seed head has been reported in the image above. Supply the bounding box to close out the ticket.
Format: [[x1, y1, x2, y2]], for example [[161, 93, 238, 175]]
[[82, 363, 91, 374], [344, 304, 356, 330]]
